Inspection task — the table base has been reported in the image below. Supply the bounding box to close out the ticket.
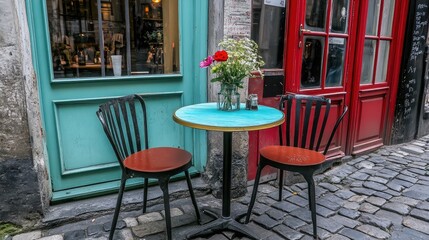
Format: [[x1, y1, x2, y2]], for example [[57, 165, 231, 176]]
[[185, 132, 261, 239], [186, 216, 261, 240]]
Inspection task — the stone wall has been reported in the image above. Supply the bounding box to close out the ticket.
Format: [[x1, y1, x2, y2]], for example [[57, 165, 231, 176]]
[[0, 1, 30, 159], [224, 0, 252, 37], [205, 0, 252, 198], [0, 0, 45, 227]]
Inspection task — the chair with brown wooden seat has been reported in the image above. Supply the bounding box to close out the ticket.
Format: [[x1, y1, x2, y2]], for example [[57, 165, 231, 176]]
[[96, 94, 201, 240], [245, 94, 348, 239]]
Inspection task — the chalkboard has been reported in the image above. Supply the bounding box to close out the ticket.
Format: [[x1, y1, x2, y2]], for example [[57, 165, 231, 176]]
[[393, 0, 429, 143]]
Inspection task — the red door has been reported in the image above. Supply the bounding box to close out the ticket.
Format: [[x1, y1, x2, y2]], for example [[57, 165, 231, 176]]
[[248, 0, 409, 179], [347, 0, 408, 154]]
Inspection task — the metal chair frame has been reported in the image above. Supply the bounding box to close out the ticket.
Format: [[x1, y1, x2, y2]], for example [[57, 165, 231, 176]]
[[245, 94, 348, 239], [96, 94, 201, 240]]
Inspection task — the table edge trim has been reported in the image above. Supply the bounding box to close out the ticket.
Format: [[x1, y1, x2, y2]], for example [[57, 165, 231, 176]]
[[173, 113, 285, 132]]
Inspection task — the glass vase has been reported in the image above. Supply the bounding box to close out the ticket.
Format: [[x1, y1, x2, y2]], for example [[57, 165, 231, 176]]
[[217, 84, 240, 111]]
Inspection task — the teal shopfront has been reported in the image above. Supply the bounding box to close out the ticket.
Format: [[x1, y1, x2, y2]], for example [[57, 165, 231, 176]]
[[25, 0, 208, 201]]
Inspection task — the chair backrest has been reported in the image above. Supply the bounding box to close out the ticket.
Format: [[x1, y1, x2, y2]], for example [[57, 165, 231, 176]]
[[279, 94, 348, 155], [96, 94, 148, 168]]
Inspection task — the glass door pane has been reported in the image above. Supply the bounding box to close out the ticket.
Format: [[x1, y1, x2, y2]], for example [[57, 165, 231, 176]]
[[366, 0, 381, 35], [305, 0, 328, 31], [380, 0, 395, 36], [330, 0, 349, 33], [375, 41, 390, 82], [301, 37, 325, 88], [360, 39, 376, 84], [326, 38, 346, 87]]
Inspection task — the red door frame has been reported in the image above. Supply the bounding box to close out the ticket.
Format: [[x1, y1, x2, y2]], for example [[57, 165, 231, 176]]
[[284, 0, 301, 91], [248, 0, 409, 180]]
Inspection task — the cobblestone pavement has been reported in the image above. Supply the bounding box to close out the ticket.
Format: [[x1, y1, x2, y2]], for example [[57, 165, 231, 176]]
[[10, 136, 429, 240]]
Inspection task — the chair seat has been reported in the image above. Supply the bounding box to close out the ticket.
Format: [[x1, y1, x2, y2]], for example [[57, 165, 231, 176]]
[[124, 147, 192, 172], [260, 145, 325, 166]]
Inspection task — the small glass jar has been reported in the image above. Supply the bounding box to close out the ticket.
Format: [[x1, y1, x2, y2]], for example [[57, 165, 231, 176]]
[[246, 94, 258, 110], [217, 84, 240, 111], [250, 94, 258, 110]]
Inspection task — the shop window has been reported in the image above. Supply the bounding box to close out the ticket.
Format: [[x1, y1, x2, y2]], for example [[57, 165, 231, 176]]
[[47, 0, 179, 79], [251, 0, 286, 69]]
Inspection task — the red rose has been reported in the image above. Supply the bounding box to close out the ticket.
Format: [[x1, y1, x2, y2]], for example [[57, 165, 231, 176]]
[[213, 50, 228, 62]]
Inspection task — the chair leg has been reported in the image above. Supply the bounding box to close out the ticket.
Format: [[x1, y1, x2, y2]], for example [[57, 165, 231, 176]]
[[143, 178, 148, 213], [245, 162, 265, 224], [278, 170, 284, 201], [308, 183, 313, 212], [109, 175, 127, 240], [303, 173, 317, 239], [185, 170, 201, 224], [159, 177, 172, 240]]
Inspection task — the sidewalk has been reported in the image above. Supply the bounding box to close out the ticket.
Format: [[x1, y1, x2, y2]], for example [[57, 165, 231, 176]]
[[9, 136, 429, 240]]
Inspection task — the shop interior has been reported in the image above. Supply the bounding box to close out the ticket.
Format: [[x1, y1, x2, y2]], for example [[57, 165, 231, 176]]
[[48, 0, 179, 78]]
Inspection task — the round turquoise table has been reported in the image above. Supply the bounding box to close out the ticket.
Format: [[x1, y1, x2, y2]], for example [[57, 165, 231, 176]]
[[173, 103, 284, 239]]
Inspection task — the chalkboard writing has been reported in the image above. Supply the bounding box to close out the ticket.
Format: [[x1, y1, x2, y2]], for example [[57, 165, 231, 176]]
[[393, 0, 429, 143], [405, 2, 428, 119]]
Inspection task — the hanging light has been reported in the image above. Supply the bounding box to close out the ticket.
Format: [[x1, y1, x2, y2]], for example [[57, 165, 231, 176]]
[[152, 0, 161, 3]]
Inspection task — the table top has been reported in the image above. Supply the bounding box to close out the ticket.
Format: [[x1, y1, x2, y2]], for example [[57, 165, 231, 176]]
[[173, 103, 285, 132]]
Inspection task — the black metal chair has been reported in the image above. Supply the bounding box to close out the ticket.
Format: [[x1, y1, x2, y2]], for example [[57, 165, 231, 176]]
[[96, 94, 201, 240], [245, 94, 348, 239]]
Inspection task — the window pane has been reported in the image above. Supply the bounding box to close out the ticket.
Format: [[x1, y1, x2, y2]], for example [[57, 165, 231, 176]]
[[330, 0, 349, 33], [380, 0, 395, 36], [326, 38, 346, 87], [301, 37, 325, 88], [47, 0, 179, 79], [47, 0, 102, 78], [129, 0, 179, 74], [305, 0, 328, 31], [360, 39, 376, 84], [365, 0, 381, 35], [375, 41, 390, 82], [251, 1, 285, 69], [105, 0, 126, 77]]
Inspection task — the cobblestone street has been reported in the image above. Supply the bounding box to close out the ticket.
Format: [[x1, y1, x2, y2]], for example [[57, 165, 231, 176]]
[[9, 136, 429, 240]]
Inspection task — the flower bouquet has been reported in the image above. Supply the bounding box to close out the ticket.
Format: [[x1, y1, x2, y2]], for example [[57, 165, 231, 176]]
[[200, 38, 264, 111]]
